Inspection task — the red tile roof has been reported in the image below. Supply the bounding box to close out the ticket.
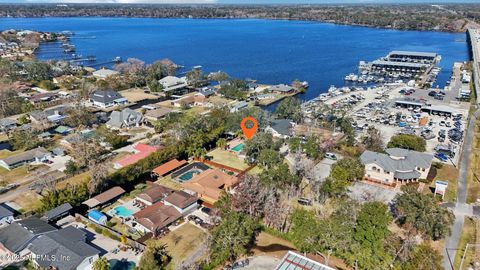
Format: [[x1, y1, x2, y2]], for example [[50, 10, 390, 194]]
[[115, 144, 160, 168], [152, 159, 188, 176]]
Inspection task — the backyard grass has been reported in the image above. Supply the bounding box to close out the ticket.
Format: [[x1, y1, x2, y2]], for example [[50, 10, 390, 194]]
[[430, 164, 459, 202], [12, 190, 42, 213], [0, 167, 30, 184], [207, 148, 249, 170], [252, 231, 295, 258], [154, 223, 207, 269], [453, 217, 477, 270], [155, 174, 182, 190], [56, 171, 90, 189]]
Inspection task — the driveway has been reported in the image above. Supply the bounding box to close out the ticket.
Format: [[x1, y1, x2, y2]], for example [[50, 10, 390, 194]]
[[243, 255, 281, 270], [313, 155, 342, 182], [46, 155, 73, 172]]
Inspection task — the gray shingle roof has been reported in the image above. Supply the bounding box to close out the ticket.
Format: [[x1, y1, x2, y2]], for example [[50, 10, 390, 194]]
[[44, 203, 72, 221], [360, 148, 433, 174], [0, 147, 50, 166], [0, 218, 56, 253], [106, 108, 143, 129], [269, 119, 293, 136], [90, 90, 123, 104], [0, 203, 14, 219], [29, 227, 100, 270]]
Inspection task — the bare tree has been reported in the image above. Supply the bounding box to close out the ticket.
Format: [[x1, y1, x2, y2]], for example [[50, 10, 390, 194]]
[[88, 162, 108, 195]]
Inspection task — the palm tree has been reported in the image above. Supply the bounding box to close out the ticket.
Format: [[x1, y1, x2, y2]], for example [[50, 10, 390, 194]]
[[93, 257, 110, 270], [216, 138, 227, 150]]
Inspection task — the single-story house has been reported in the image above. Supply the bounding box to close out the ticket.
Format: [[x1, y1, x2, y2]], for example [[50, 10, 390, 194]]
[[113, 143, 160, 169], [196, 88, 216, 98], [158, 76, 187, 92], [92, 68, 119, 79], [360, 148, 433, 185], [54, 125, 72, 135], [171, 95, 206, 108], [144, 107, 173, 122], [230, 101, 249, 113], [89, 90, 128, 109], [266, 119, 294, 139], [268, 84, 295, 94], [136, 182, 175, 206], [164, 190, 198, 214], [0, 147, 51, 170], [152, 159, 188, 177], [183, 168, 239, 204], [83, 186, 126, 209], [106, 108, 144, 130], [0, 204, 14, 227], [0, 218, 56, 256], [29, 105, 67, 124], [133, 202, 182, 235], [27, 226, 100, 270], [0, 118, 16, 132], [87, 210, 107, 225], [43, 203, 72, 223], [28, 92, 57, 104]]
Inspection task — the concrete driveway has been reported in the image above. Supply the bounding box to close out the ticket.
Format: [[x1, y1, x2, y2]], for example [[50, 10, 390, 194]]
[[243, 255, 281, 270], [46, 155, 73, 172]]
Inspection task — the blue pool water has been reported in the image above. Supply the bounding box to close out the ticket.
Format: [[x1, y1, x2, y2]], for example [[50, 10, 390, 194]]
[[110, 259, 135, 270], [232, 143, 245, 152], [114, 206, 134, 218], [179, 169, 203, 182], [0, 18, 469, 107]]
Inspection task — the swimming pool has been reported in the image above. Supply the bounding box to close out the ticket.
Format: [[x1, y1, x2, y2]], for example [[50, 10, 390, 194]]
[[178, 169, 202, 182], [231, 143, 245, 152], [110, 259, 135, 270], [113, 206, 134, 218]]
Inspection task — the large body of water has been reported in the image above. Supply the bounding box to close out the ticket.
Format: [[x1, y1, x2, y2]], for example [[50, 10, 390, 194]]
[[2, 17, 470, 102]]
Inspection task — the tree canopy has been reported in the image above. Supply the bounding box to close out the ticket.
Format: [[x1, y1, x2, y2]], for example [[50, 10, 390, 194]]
[[387, 134, 426, 152], [275, 97, 302, 123]]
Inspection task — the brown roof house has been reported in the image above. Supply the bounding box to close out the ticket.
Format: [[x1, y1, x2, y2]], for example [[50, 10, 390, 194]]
[[164, 190, 198, 214], [152, 159, 187, 177], [83, 186, 125, 209], [133, 202, 182, 235], [182, 168, 239, 204], [135, 182, 174, 206]]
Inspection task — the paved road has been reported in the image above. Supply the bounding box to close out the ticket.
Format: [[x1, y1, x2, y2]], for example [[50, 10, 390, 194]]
[[443, 109, 479, 270]]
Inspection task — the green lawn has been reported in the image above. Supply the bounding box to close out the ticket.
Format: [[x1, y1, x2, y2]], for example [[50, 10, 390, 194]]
[[56, 171, 90, 189], [431, 164, 459, 202], [151, 223, 207, 269], [155, 174, 182, 190], [207, 148, 249, 170]]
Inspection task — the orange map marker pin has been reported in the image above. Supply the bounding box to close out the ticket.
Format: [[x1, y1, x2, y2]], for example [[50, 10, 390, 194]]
[[241, 117, 258, 140]]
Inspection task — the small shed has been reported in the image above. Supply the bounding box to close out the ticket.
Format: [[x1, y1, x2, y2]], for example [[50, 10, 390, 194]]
[[88, 210, 107, 225]]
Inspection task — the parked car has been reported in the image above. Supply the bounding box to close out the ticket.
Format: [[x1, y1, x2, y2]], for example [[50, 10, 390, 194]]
[[325, 152, 337, 160], [201, 207, 211, 215], [435, 153, 449, 162], [232, 259, 250, 269], [297, 197, 312, 206], [428, 91, 437, 97]]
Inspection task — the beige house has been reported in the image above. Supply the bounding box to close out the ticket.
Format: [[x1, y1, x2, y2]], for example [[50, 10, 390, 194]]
[[360, 148, 433, 185]]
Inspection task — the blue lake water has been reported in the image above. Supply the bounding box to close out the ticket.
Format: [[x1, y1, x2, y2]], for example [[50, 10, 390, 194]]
[[1, 17, 469, 102]]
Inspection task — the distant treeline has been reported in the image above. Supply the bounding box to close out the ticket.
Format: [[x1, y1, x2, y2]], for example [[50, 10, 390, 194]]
[[1, 4, 479, 32]]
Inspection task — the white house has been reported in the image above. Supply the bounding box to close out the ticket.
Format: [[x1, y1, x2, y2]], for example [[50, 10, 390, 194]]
[[0, 147, 51, 171], [360, 148, 433, 185], [0, 204, 14, 228], [89, 90, 128, 109], [159, 76, 187, 92]]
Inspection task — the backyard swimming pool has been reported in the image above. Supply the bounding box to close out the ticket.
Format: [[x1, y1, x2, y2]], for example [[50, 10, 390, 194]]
[[231, 143, 245, 152], [178, 169, 203, 182], [113, 206, 134, 218]]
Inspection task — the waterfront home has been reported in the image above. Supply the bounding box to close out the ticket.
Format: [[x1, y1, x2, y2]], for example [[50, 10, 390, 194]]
[[136, 182, 174, 206], [182, 168, 239, 205], [106, 108, 144, 130], [27, 226, 100, 270], [268, 84, 295, 94], [89, 90, 128, 109], [133, 202, 182, 235], [159, 76, 187, 92], [0, 204, 14, 228], [164, 190, 198, 214], [113, 143, 160, 169], [83, 186, 126, 209], [92, 68, 119, 79], [196, 88, 216, 98], [0, 118, 16, 132], [256, 93, 277, 100], [360, 148, 433, 185], [0, 218, 56, 257], [230, 101, 249, 113], [0, 147, 51, 170], [266, 119, 295, 139], [171, 95, 206, 108]]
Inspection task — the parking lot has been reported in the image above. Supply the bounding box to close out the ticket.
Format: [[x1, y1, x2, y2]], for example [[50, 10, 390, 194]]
[[348, 79, 470, 166]]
